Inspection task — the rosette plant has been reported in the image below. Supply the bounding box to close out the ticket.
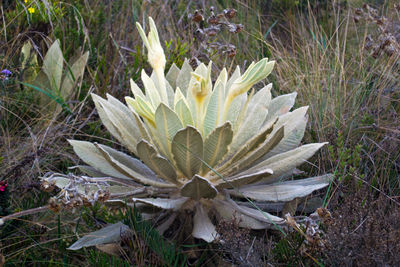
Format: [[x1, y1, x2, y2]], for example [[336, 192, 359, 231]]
[[42, 17, 331, 244]]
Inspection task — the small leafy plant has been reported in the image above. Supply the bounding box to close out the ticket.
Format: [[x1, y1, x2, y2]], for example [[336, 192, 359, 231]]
[[29, 17, 329, 247], [21, 39, 89, 115], [328, 131, 364, 186]]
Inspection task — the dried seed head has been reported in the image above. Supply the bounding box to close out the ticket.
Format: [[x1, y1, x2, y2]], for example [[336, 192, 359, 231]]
[[354, 8, 363, 15], [234, 24, 243, 33], [227, 23, 237, 33], [225, 47, 237, 58], [364, 4, 378, 18], [40, 180, 55, 192], [224, 9, 237, 19], [384, 44, 395, 56], [364, 35, 374, 50], [195, 28, 205, 40], [317, 207, 333, 225], [82, 196, 92, 207], [205, 27, 219, 36], [208, 15, 219, 25], [74, 197, 83, 207], [48, 198, 61, 213], [65, 201, 75, 209], [97, 190, 110, 202], [372, 46, 381, 58], [285, 213, 300, 230], [217, 13, 225, 20], [189, 57, 201, 69], [376, 17, 385, 26], [192, 10, 204, 23]]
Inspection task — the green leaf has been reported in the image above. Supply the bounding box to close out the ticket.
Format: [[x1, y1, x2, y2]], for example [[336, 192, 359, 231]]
[[246, 142, 328, 184], [226, 198, 284, 224], [94, 94, 151, 152], [226, 92, 247, 125], [230, 85, 271, 151], [215, 168, 273, 189], [225, 65, 240, 95], [166, 63, 180, 89], [23, 79, 71, 114], [43, 39, 64, 91], [130, 78, 146, 99], [61, 51, 89, 100], [264, 92, 297, 123], [262, 106, 308, 158], [176, 59, 193, 97], [136, 140, 178, 185], [141, 70, 161, 108], [165, 79, 175, 108], [201, 122, 233, 175], [225, 126, 284, 176], [213, 199, 283, 229], [229, 59, 275, 98], [180, 175, 217, 200], [94, 143, 173, 188], [20, 41, 39, 84], [68, 222, 130, 250], [68, 140, 131, 180], [155, 103, 183, 158], [150, 71, 169, 104], [175, 99, 194, 126], [92, 94, 123, 143], [192, 204, 217, 242], [125, 95, 155, 123], [171, 126, 203, 178], [31, 69, 57, 109], [215, 67, 228, 88], [108, 94, 151, 141], [229, 174, 332, 202], [20, 41, 35, 69], [131, 197, 188, 211], [222, 118, 276, 172], [203, 79, 225, 137], [94, 94, 145, 154], [74, 165, 108, 177]]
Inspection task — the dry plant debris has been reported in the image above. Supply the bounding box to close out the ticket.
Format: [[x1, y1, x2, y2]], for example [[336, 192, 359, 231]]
[[188, 6, 243, 67], [354, 4, 400, 58]]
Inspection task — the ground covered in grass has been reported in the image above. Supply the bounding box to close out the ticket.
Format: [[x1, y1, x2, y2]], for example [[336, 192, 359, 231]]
[[0, 0, 399, 266]]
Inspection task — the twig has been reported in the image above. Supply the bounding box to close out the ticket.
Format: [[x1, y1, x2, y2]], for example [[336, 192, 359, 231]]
[[0, 205, 50, 226], [350, 217, 368, 234], [245, 236, 256, 260]]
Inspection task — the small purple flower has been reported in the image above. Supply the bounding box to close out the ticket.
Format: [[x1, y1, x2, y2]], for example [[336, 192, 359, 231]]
[[1, 69, 12, 80], [1, 69, 12, 76]]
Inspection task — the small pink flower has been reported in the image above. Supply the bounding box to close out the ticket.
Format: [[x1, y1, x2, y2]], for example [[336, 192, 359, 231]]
[[0, 180, 7, 192]]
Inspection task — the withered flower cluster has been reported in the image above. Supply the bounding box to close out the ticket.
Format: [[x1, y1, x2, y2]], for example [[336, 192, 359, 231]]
[[354, 4, 400, 58], [188, 6, 243, 67], [285, 208, 332, 257], [42, 173, 111, 213]]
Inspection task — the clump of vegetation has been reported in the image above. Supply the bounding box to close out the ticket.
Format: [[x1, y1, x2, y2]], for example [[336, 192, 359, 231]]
[[1, 0, 399, 266], [36, 17, 330, 248]]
